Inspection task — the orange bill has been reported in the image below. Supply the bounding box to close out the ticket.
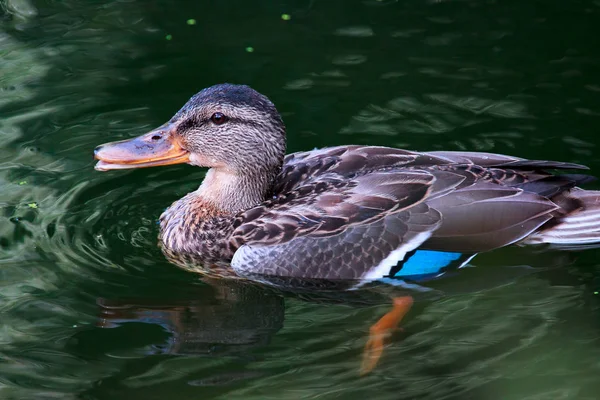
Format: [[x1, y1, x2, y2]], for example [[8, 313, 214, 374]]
[[94, 123, 190, 171]]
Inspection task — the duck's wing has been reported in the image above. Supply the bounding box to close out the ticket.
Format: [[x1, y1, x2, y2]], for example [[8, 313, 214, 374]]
[[229, 146, 568, 281], [230, 146, 453, 280]]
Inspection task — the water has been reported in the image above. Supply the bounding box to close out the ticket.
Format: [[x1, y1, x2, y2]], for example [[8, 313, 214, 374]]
[[1, 0, 600, 398]]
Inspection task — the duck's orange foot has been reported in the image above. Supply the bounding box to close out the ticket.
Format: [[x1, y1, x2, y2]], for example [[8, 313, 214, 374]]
[[360, 296, 414, 375]]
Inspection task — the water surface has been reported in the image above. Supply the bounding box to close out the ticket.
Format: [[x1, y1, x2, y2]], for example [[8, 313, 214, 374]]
[[1, 0, 600, 399]]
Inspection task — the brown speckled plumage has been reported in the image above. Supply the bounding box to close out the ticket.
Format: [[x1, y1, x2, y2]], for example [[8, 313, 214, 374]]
[[159, 192, 236, 263]]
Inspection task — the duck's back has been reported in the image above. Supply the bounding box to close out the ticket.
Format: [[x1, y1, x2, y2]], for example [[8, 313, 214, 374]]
[[229, 145, 600, 282]]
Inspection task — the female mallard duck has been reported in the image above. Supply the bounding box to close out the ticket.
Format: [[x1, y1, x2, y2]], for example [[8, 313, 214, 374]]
[[94, 83, 600, 373]]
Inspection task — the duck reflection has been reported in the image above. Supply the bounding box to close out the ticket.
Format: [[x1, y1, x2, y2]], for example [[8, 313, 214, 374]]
[[96, 279, 284, 357], [92, 246, 576, 376]]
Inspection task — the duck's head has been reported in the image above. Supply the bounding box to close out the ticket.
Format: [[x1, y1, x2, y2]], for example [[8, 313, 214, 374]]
[[94, 84, 287, 212], [95, 83, 286, 174]]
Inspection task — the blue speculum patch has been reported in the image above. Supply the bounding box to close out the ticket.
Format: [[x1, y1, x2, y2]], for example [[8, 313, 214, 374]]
[[388, 250, 473, 281]]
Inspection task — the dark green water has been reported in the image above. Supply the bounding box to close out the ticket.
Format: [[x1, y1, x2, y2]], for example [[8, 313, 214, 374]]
[[2, 0, 600, 398]]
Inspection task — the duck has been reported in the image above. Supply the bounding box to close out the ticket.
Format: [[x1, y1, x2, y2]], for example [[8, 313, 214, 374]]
[[94, 83, 600, 374]]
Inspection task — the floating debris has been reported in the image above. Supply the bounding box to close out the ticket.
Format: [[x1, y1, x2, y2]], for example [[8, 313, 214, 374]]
[[18, 180, 27, 185], [281, 14, 291, 21], [27, 202, 38, 209], [187, 19, 197, 25], [165, 34, 173, 41], [245, 46, 255, 53]]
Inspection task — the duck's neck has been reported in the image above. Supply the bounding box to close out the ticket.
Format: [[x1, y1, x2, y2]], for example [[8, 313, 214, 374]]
[[194, 166, 279, 215]]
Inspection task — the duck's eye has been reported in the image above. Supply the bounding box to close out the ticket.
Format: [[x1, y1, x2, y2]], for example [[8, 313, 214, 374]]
[[210, 112, 228, 125]]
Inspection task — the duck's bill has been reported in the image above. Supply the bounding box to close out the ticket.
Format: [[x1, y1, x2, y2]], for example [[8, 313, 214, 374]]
[[94, 125, 190, 171]]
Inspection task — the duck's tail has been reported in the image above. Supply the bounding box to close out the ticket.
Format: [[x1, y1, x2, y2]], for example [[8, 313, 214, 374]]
[[525, 188, 600, 246]]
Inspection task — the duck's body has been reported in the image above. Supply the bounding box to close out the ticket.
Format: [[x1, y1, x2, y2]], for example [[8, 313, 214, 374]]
[[157, 142, 600, 283], [157, 143, 599, 283], [94, 84, 600, 373]]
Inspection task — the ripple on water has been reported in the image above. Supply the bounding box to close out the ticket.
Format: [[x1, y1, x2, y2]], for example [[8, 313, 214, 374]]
[[334, 26, 374, 38], [1, 0, 600, 398]]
